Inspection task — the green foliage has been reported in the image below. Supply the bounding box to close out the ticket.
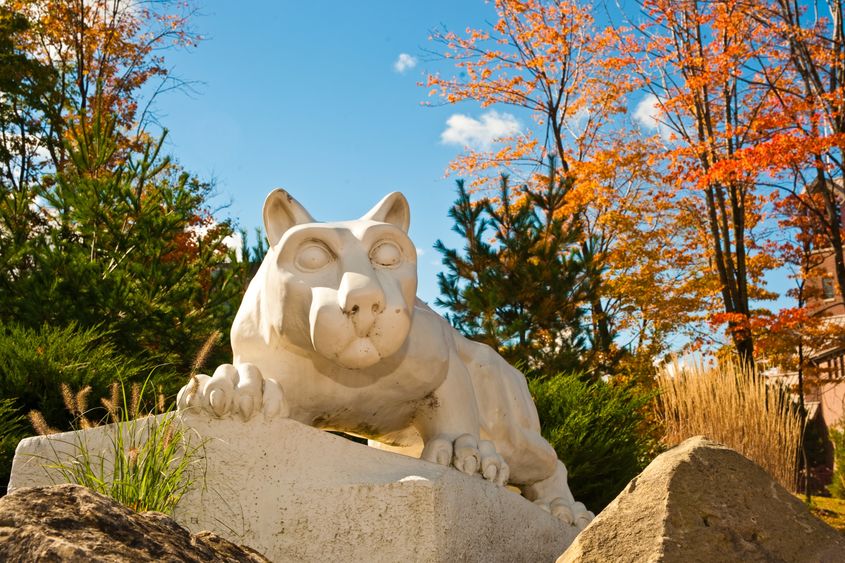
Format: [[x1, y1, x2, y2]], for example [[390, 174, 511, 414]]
[[0, 6, 59, 187], [0, 321, 157, 431], [529, 373, 659, 512], [828, 427, 845, 499], [0, 7, 59, 301], [0, 397, 26, 495], [0, 117, 245, 379], [49, 380, 202, 514], [436, 161, 600, 374]]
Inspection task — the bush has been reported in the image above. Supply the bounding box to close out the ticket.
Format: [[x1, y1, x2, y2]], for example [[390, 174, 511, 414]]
[[0, 322, 167, 432], [829, 428, 845, 499], [0, 397, 26, 494], [529, 373, 660, 512], [0, 321, 175, 494]]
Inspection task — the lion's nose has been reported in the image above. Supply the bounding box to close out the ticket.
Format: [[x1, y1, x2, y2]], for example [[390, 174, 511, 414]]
[[339, 271, 385, 337]]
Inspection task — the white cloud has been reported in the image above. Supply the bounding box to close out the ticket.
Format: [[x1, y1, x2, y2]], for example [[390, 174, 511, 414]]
[[633, 93, 662, 129], [416, 248, 425, 256], [633, 93, 674, 141], [393, 53, 417, 73], [223, 231, 244, 261], [441, 111, 521, 151], [564, 107, 590, 138], [188, 223, 243, 261]]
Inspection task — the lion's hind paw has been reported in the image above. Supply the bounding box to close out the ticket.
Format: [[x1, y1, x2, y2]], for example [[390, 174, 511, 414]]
[[535, 498, 594, 530], [177, 363, 288, 421], [478, 439, 509, 486]]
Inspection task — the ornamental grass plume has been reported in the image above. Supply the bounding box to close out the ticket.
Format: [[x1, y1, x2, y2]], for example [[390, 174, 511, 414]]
[[34, 376, 203, 514], [28, 410, 58, 436], [656, 359, 801, 491]]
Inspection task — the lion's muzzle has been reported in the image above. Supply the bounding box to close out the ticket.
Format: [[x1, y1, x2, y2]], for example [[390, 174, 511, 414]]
[[339, 271, 385, 338], [309, 282, 412, 370]]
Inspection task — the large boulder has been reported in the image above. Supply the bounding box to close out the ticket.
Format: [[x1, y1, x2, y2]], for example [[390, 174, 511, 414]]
[[10, 414, 577, 562], [0, 484, 269, 562], [560, 436, 845, 562]]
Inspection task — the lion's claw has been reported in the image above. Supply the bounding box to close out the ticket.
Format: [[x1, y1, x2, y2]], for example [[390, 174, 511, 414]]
[[479, 439, 509, 486], [453, 434, 480, 475], [421, 436, 453, 466]]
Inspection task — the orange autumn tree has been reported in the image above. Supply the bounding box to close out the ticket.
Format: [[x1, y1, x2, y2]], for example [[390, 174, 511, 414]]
[[740, 0, 845, 306], [572, 135, 706, 363], [5, 0, 199, 172], [0, 1, 241, 379], [626, 0, 787, 364], [427, 0, 692, 365], [755, 193, 845, 375]]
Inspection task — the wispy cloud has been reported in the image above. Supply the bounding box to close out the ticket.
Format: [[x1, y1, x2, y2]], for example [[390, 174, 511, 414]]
[[564, 107, 590, 138], [633, 93, 662, 129], [441, 111, 521, 151], [393, 53, 417, 73], [633, 93, 672, 140]]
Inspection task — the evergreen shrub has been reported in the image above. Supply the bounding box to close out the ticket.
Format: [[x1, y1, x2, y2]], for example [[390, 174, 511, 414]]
[[0, 397, 25, 494], [829, 427, 845, 499], [529, 372, 659, 512], [0, 321, 161, 431]]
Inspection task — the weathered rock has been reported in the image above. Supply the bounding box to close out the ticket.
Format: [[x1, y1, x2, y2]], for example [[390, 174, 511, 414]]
[[560, 436, 845, 563], [0, 484, 269, 562], [11, 414, 576, 562]]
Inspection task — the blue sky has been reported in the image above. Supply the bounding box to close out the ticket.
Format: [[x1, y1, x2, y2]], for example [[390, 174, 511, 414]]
[[149, 0, 793, 337], [150, 1, 500, 304]]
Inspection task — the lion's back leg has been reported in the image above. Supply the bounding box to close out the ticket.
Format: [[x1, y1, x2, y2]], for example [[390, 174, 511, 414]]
[[456, 336, 594, 528], [521, 461, 594, 528], [455, 336, 558, 483]]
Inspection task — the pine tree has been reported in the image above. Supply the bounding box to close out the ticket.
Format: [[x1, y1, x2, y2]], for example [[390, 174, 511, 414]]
[[435, 161, 599, 375], [0, 116, 241, 388]]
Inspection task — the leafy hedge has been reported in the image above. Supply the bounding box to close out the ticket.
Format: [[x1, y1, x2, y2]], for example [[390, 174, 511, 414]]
[[530, 372, 660, 512], [0, 397, 25, 494], [828, 427, 845, 499], [0, 321, 170, 494]]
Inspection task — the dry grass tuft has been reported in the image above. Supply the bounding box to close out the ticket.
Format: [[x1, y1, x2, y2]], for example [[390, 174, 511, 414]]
[[657, 359, 801, 491], [191, 330, 221, 376], [27, 410, 58, 436]]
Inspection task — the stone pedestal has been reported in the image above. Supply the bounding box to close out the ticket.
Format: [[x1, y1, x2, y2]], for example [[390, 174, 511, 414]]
[[10, 413, 576, 562]]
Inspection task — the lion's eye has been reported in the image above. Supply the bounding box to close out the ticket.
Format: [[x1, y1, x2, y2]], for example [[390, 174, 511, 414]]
[[295, 242, 333, 271], [370, 240, 402, 268]]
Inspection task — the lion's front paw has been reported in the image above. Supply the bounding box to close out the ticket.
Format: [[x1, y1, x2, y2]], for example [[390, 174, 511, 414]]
[[421, 434, 509, 487], [176, 363, 288, 421]]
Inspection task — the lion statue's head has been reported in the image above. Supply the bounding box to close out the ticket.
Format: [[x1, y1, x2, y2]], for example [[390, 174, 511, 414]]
[[232, 189, 418, 370]]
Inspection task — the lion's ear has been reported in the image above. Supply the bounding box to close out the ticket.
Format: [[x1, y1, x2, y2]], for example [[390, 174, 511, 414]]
[[361, 192, 410, 233], [263, 189, 315, 246]]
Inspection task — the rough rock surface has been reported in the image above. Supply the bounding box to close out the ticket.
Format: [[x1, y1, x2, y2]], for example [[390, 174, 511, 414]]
[[0, 484, 269, 562], [11, 414, 576, 562], [560, 436, 845, 563]]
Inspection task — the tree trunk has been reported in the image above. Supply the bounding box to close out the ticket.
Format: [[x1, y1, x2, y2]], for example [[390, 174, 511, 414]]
[[821, 180, 845, 304]]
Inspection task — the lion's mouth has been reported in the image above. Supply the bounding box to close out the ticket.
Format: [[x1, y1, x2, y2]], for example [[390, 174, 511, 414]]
[[333, 336, 382, 369]]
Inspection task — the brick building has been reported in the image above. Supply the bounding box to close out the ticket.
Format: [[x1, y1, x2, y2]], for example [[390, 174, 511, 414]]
[[804, 245, 845, 429]]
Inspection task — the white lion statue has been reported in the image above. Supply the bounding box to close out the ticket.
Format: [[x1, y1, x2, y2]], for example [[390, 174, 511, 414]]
[[178, 189, 594, 529]]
